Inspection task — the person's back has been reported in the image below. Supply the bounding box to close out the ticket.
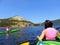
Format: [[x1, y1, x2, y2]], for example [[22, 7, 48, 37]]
[[46, 28, 56, 40]]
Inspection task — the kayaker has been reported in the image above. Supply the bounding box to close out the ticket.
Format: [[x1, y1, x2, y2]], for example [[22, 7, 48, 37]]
[[37, 20, 60, 41], [6, 26, 10, 33]]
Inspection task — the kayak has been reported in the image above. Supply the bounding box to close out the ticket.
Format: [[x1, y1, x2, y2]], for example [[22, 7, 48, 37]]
[[0, 29, 20, 34], [36, 35, 60, 45], [10, 29, 20, 33], [36, 41, 60, 45], [20, 42, 30, 45]]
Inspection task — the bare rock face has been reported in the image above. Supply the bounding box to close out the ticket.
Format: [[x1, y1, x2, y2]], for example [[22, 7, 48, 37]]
[[11, 16, 27, 21]]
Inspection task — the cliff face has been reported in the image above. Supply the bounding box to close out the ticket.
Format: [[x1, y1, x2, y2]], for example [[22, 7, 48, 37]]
[[0, 16, 34, 27]]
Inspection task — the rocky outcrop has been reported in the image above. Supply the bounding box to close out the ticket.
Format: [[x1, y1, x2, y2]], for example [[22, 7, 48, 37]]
[[11, 16, 27, 21]]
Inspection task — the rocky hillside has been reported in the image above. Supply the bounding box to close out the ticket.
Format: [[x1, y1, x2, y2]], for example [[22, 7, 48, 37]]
[[0, 16, 34, 27]]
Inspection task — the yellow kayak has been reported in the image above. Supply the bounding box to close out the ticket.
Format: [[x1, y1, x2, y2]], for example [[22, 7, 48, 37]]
[[20, 42, 30, 45]]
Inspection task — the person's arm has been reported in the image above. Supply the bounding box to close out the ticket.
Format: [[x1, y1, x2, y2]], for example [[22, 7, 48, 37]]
[[56, 30, 60, 36], [37, 30, 46, 40]]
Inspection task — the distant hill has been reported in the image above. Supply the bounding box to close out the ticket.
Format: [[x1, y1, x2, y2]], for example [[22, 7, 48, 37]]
[[0, 16, 34, 27], [41, 19, 60, 26], [52, 19, 60, 25]]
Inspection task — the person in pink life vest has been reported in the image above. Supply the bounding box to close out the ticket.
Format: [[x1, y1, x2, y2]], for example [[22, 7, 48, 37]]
[[6, 26, 10, 33], [37, 20, 60, 41]]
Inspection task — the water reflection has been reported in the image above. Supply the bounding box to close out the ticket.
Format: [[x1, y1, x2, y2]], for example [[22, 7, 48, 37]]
[[6, 34, 9, 39]]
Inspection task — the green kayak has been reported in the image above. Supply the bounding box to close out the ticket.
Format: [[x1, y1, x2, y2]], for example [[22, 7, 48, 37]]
[[36, 41, 60, 45], [0, 29, 20, 34], [10, 29, 20, 33], [36, 36, 60, 45]]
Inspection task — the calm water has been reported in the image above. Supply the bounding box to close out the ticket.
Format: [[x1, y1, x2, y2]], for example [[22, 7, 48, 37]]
[[0, 25, 60, 45]]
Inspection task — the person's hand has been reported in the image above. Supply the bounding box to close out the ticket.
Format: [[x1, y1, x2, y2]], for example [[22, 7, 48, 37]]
[[37, 36, 40, 40], [37, 36, 43, 41]]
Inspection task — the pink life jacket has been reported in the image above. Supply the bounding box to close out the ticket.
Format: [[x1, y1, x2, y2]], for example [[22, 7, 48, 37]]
[[6, 27, 10, 31], [46, 28, 56, 40]]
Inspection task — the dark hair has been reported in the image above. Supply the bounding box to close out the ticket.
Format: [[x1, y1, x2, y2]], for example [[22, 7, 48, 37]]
[[45, 20, 53, 29]]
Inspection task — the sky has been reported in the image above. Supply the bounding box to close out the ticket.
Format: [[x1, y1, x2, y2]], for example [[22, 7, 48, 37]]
[[0, 0, 60, 23]]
